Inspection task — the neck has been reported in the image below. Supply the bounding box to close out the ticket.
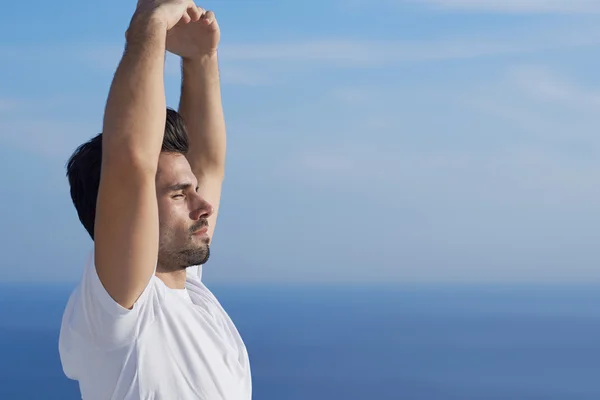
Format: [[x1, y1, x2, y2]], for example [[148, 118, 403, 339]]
[[155, 270, 187, 289]]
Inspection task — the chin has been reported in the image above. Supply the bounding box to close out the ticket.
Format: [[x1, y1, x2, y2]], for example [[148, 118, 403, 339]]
[[194, 235, 211, 245], [181, 245, 210, 267]]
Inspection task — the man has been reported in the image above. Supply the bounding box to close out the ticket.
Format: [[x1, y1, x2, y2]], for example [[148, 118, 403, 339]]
[[58, 1, 252, 399]]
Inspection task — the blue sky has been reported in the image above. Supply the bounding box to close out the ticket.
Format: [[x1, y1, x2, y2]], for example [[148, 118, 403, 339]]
[[1, 0, 600, 284]]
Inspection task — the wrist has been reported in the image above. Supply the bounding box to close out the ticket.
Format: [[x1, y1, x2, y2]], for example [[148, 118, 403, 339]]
[[182, 50, 219, 66], [127, 9, 168, 45], [181, 52, 220, 84]]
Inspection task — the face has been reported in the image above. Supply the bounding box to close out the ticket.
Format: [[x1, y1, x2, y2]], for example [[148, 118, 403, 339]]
[[155, 152, 213, 272]]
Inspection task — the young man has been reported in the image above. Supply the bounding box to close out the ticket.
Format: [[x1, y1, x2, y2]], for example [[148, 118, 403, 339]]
[[58, 1, 252, 399]]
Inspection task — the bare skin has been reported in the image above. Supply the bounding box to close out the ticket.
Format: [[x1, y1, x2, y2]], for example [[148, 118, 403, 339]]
[[155, 153, 213, 288], [95, 0, 225, 308]]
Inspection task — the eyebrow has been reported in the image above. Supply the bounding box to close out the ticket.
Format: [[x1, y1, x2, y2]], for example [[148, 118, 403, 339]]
[[166, 183, 194, 192]]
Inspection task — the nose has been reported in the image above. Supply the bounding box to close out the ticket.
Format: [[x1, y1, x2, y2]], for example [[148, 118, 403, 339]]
[[190, 193, 213, 221]]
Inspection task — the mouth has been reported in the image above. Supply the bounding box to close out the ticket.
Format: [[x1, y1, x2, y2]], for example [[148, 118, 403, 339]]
[[192, 227, 208, 236]]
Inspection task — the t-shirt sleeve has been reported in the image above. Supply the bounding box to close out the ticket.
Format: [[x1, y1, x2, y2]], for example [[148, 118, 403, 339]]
[[63, 251, 160, 348]]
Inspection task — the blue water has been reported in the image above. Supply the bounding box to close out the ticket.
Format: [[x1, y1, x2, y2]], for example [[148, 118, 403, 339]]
[[0, 284, 598, 399]]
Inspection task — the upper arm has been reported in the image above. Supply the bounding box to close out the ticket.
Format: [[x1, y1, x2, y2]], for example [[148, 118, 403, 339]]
[[193, 169, 224, 241], [94, 159, 159, 309], [89, 19, 167, 310]]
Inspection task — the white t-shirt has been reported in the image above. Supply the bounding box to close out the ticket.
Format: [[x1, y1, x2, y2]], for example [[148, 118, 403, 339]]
[[58, 252, 252, 400]]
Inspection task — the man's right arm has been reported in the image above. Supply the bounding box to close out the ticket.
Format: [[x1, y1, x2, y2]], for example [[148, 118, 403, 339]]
[[94, 3, 201, 310], [94, 12, 167, 310]]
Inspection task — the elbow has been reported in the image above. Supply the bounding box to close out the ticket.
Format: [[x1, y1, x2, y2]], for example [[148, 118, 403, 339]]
[[101, 129, 163, 175], [102, 146, 160, 176], [189, 153, 226, 180], [194, 162, 225, 181], [208, 164, 225, 180]]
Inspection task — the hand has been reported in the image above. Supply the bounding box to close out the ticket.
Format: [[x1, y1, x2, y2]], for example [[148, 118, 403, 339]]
[[166, 9, 220, 60], [131, 0, 204, 32]]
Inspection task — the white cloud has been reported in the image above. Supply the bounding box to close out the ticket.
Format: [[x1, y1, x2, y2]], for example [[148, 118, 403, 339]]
[[456, 65, 600, 146], [5, 23, 600, 75], [330, 87, 383, 106], [219, 29, 600, 66], [278, 65, 600, 213], [404, 0, 600, 13], [0, 99, 22, 112], [507, 65, 600, 110], [289, 144, 600, 200], [219, 66, 275, 86], [0, 98, 97, 161], [0, 118, 94, 161]]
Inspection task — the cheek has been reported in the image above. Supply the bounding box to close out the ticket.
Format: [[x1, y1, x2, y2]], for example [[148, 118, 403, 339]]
[[158, 202, 176, 239], [158, 202, 190, 238], [158, 199, 179, 225]]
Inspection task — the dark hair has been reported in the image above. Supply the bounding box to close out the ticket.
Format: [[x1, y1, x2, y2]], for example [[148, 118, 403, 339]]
[[66, 107, 189, 239]]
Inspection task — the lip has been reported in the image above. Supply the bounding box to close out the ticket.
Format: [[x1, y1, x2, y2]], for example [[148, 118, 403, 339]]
[[192, 227, 208, 236]]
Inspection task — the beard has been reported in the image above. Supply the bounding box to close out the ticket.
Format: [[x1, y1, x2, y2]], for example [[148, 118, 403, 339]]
[[158, 239, 210, 272]]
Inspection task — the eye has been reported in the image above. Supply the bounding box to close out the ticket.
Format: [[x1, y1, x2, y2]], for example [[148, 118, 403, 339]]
[[172, 193, 184, 199], [195, 186, 200, 193]]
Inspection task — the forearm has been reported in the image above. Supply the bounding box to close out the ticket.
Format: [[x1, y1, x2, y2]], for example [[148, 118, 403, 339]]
[[102, 14, 168, 173], [179, 53, 226, 176]]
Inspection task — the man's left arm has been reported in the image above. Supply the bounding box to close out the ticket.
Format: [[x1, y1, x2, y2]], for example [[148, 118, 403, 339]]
[[176, 10, 224, 241]]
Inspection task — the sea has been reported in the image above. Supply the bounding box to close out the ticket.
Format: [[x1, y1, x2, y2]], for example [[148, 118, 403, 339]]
[[0, 283, 598, 400]]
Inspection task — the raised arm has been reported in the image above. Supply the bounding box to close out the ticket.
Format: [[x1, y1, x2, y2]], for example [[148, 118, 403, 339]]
[[94, 1, 203, 309], [172, 11, 225, 241]]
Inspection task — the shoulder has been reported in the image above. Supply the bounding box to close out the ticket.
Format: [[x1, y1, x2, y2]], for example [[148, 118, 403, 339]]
[[60, 251, 164, 348]]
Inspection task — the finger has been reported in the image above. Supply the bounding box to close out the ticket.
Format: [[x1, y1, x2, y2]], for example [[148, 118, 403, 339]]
[[188, 5, 203, 21], [201, 10, 215, 24], [181, 11, 192, 24]]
